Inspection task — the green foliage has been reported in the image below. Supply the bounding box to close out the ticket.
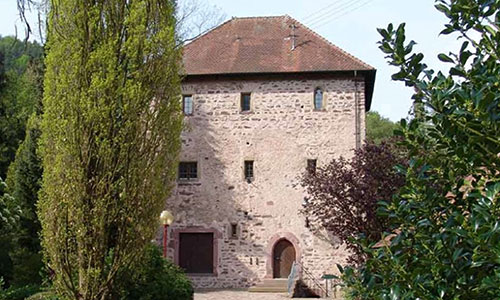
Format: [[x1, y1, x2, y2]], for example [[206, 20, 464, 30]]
[[0, 37, 43, 75], [0, 178, 20, 285], [0, 36, 43, 179], [0, 284, 41, 300], [5, 112, 43, 288], [0, 36, 44, 288], [365, 111, 399, 144], [0, 178, 19, 230], [26, 291, 59, 300], [114, 244, 193, 300], [39, 1, 183, 299], [342, 0, 500, 299]]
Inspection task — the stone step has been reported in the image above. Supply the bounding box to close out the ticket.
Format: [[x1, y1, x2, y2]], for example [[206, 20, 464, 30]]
[[248, 279, 289, 293], [248, 286, 288, 293], [260, 279, 288, 287]]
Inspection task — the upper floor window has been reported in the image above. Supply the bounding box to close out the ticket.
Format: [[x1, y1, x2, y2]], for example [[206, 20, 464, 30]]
[[183, 95, 193, 115], [241, 93, 251, 112], [244, 160, 254, 181], [230, 223, 238, 238], [314, 88, 323, 110], [307, 159, 317, 174], [178, 161, 197, 180]]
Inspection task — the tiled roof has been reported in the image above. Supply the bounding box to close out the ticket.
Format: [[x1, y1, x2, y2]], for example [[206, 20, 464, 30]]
[[182, 15, 375, 75]]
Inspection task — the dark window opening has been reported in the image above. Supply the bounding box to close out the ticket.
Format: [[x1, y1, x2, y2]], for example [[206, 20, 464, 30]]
[[178, 162, 197, 180], [307, 159, 317, 174], [179, 233, 214, 274], [183, 95, 193, 115], [314, 88, 323, 110], [244, 160, 254, 181], [241, 93, 251, 112], [230, 223, 238, 238]]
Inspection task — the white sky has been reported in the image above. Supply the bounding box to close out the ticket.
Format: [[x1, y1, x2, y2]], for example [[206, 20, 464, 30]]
[[0, 0, 460, 121]]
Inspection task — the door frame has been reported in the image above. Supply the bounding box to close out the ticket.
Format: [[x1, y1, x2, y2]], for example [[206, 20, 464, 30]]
[[265, 232, 302, 278]]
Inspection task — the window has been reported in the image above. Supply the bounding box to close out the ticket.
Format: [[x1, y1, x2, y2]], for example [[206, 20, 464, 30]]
[[307, 159, 317, 174], [179, 233, 214, 274], [182, 95, 193, 115], [314, 88, 323, 110], [244, 160, 254, 181], [241, 93, 251, 112], [178, 162, 197, 180], [230, 223, 238, 238]]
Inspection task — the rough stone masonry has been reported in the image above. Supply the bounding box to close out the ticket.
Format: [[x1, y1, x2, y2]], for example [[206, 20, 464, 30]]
[[163, 76, 366, 288]]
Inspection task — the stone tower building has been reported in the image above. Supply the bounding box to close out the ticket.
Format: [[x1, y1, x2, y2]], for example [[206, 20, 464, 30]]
[[163, 15, 376, 290]]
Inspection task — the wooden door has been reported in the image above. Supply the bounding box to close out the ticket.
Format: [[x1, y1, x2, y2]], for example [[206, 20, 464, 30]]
[[273, 239, 296, 278], [179, 233, 214, 274]]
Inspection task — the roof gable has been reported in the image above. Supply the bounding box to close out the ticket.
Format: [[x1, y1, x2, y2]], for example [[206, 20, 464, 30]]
[[182, 15, 374, 75]]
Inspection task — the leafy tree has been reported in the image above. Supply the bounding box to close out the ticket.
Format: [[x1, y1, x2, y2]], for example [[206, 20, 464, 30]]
[[39, 1, 183, 299], [365, 111, 399, 144], [0, 37, 43, 75], [301, 141, 405, 264], [0, 37, 44, 179], [0, 39, 44, 288], [342, 0, 500, 299]]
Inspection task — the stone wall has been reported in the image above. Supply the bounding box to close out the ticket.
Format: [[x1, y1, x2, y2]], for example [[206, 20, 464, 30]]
[[162, 75, 366, 289]]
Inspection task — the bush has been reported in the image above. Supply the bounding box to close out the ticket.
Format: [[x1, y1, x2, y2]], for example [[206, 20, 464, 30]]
[[0, 284, 40, 300], [114, 244, 193, 300], [25, 291, 58, 300], [341, 0, 500, 298]]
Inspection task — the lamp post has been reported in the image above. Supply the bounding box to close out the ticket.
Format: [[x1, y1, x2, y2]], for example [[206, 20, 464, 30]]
[[159, 210, 174, 258]]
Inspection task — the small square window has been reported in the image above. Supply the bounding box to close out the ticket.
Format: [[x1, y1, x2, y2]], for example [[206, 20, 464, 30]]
[[241, 93, 251, 112], [183, 95, 193, 115], [179, 162, 197, 180], [244, 160, 254, 181], [307, 159, 317, 174], [230, 223, 238, 238]]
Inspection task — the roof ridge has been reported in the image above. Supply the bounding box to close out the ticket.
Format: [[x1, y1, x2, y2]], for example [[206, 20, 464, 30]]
[[230, 15, 287, 20], [287, 16, 375, 70]]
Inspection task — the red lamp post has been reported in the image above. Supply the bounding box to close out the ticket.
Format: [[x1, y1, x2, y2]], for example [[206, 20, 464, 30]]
[[159, 210, 174, 258]]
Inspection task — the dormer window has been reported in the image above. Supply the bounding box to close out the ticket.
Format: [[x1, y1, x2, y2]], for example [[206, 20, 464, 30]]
[[314, 88, 323, 110]]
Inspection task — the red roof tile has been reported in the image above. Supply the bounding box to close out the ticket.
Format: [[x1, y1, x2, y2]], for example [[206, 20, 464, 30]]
[[183, 15, 374, 75]]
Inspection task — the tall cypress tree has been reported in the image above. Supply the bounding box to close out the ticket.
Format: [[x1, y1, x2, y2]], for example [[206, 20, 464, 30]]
[[39, 1, 183, 299]]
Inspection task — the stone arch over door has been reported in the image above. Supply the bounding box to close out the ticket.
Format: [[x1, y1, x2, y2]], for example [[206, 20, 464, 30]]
[[265, 232, 302, 278]]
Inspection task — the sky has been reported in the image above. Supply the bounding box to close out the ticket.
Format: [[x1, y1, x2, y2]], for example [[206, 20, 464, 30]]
[[0, 0, 460, 121]]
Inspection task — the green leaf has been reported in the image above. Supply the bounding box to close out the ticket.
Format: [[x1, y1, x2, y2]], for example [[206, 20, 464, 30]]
[[438, 53, 454, 63], [336, 264, 344, 274]]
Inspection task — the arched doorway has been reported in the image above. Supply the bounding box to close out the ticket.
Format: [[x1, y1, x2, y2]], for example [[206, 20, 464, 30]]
[[273, 239, 296, 278]]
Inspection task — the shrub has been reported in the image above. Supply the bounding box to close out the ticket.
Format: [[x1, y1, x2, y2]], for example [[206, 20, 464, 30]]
[[25, 291, 58, 300], [114, 244, 193, 300], [301, 141, 405, 264], [0, 284, 40, 300], [341, 0, 500, 298]]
